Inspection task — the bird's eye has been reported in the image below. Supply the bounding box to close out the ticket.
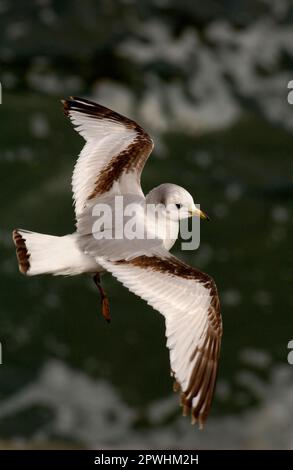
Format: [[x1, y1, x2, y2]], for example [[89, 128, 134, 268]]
[[175, 203, 182, 209]]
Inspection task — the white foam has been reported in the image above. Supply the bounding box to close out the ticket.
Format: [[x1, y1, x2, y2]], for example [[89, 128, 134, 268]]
[[1, 360, 293, 449]]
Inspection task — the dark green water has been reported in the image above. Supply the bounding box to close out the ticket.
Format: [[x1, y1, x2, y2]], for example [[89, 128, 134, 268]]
[[0, 92, 293, 448]]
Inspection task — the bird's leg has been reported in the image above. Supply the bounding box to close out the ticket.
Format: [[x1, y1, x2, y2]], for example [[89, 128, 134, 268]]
[[93, 273, 111, 323]]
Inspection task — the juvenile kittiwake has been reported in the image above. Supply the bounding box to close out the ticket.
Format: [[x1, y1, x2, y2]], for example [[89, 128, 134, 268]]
[[12, 97, 222, 428]]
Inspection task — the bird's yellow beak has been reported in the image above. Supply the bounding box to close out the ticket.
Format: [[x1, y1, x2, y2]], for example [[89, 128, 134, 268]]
[[188, 207, 210, 221]]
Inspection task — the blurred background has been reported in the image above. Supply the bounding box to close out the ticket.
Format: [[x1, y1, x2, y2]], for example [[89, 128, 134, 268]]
[[0, 0, 293, 450]]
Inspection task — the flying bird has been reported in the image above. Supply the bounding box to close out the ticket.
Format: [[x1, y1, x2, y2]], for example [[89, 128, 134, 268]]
[[12, 97, 222, 428]]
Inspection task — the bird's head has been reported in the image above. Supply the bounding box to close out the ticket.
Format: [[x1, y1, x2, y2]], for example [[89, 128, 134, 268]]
[[146, 183, 209, 221]]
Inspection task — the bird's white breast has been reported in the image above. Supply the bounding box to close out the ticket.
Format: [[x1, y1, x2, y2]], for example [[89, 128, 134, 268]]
[[144, 208, 179, 252]]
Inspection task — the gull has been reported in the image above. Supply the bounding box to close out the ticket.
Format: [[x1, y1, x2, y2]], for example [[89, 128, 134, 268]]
[[12, 97, 222, 427]]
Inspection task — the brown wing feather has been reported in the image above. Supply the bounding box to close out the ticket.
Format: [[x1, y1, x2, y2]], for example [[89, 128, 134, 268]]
[[62, 97, 154, 199], [115, 254, 222, 427]]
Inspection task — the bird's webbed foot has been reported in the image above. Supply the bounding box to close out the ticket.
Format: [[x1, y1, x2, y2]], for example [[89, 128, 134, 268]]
[[93, 273, 111, 323]]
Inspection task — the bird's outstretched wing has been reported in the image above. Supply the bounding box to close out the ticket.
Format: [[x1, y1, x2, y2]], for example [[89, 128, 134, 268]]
[[98, 252, 222, 428], [62, 97, 154, 216]]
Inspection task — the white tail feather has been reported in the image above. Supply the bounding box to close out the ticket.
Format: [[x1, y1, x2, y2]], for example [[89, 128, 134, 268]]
[[13, 230, 98, 276]]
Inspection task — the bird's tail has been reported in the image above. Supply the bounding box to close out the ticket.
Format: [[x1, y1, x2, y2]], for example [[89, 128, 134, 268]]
[[12, 229, 96, 276]]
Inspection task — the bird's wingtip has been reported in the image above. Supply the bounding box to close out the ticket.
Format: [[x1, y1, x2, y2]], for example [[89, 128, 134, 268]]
[[61, 97, 75, 115]]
